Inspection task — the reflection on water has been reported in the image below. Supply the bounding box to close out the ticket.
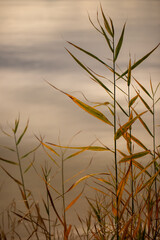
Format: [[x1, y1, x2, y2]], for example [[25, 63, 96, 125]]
[[0, 0, 160, 232]]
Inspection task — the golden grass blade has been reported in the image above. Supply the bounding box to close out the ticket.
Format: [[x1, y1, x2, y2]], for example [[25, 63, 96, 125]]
[[65, 148, 88, 160], [135, 156, 158, 179], [0, 157, 18, 165], [119, 150, 150, 163], [65, 189, 83, 212], [66, 173, 107, 192], [126, 132, 148, 151], [115, 111, 147, 140], [114, 23, 126, 62], [46, 82, 113, 126], [132, 160, 151, 177], [47, 142, 111, 152], [137, 168, 160, 193], [121, 216, 133, 240], [41, 142, 59, 156]]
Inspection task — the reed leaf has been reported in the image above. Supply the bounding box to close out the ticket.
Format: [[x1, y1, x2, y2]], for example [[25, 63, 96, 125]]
[[136, 91, 153, 114], [129, 94, 138, 107], [114, 23, 126, 62], [134, 78, 153, 99], [0, 165, 22, 185], [100, 4, 113, 37], [132, 108, 153, 137], [16, 120, 29, 145], [127, 58, 131, 86], [47, 143, 111, 151], [119, 43, 160, 78], [0, 157, 18, 165], [41, 142, 59, 156], [66, 49, 112, 94], [115, 111, 147, 140], [119, 150, 150, 163], [65, 189, 83, 212], [67, 41, 113, 66], [47, 82, 113, 126]]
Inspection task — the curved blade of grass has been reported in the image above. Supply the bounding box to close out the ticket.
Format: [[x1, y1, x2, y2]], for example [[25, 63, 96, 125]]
[[155, 82, 160, 95], [119, 43, 160, 78], [115, 111, 147, 140], [137, 168, 160, 193], [66, 48, 112, 94], [135, 157, 158, 180], [127, 58, 131, 86], [0, 145, 15, 152], [21, 144, 41, 159], [150, 78, 154, 96], [136, 91, 153, 114], [47, 82, 113, 126], [65, 189, 83, 212], [114, 23, 126, 62], [0, 165, 22, 185], [132, 108, 153, 137], [132, 160, 151, 177], [126, 132, 148, 151], [88, 12, 103, 35], [47, 143, 111, 151], [129, 94, 138, 107], [100, 4, 113, 37], [119, 150, 150, 163], [0, 157, 18, 165], [67, 41, 113, 68], [121, 216, 133, 240], [13, 116, 20, 134], [66, 173, 107, 192], [134, 78, 152, 99], [41, 142, 59, 156], [16, 120, 29, 145]]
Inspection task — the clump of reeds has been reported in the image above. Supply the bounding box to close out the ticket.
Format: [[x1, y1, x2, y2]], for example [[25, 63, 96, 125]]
[[0, 5, 160, 240]]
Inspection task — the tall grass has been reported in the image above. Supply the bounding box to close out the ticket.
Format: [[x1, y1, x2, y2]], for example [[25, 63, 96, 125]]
[[0, 5, 160, 240]]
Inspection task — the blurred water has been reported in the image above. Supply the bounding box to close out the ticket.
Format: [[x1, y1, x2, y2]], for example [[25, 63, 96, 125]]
[[0, 0, 160, 235]]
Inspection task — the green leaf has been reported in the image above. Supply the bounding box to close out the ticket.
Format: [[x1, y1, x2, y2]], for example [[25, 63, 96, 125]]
[[114, 23, 126, 62], [127, 58, 131, 86], [0, 157, 18, 165], [115, 111, 147, 140], [129, 94, 138, 107], [132, 108, 153, 137], [134, 78, 153, 99], [100, 4, 113, 37], [119, 150, 150, 163], [13, 116, 20, 134], [100, 26, 113, 52], [16, 120, 29, 145], [21, 144, 41, 159], [136, 91, 153, 114], [119, 43, 160, 78], [67, 42, 112, 68], [66, 49, 112, 94]]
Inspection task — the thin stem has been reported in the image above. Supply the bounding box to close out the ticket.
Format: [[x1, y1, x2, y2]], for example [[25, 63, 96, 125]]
[[113, 35, 119, 240], [153, 96, 158, 239], [14, 133, 27, 198], [61, 154, 67, 239], [128, 84, 134, 236]]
